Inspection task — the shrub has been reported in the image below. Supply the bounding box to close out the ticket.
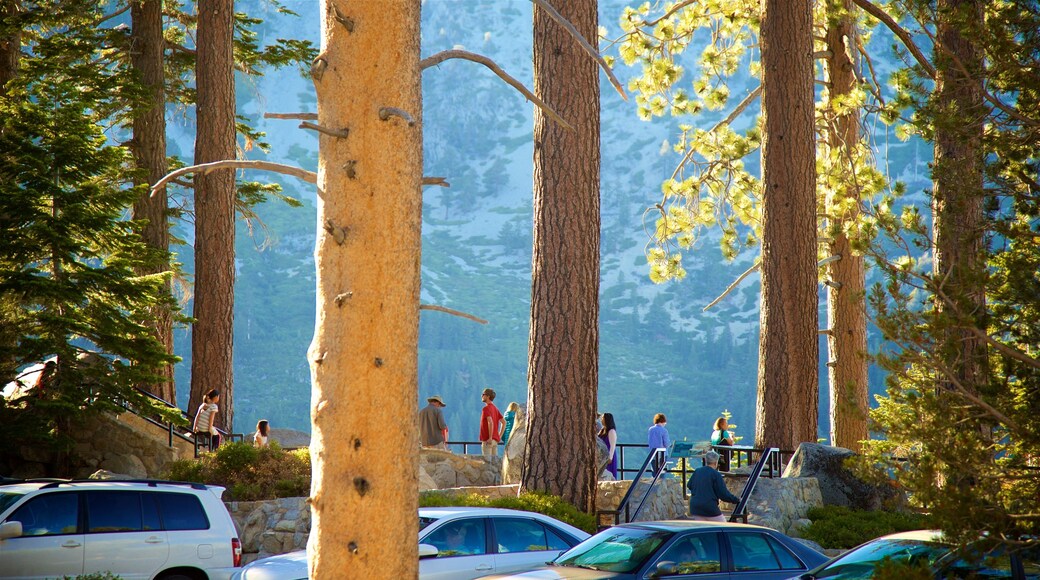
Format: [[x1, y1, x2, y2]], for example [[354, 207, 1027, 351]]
[[800, 505, 932, 549], [163, 442, 310, 501], [419, 491, 597, 534]]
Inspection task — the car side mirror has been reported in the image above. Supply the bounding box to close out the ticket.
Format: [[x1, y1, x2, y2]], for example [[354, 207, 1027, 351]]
[[0, 521, 22, 540], [418, 543, 439, 559], [649, 561, 678, 578]]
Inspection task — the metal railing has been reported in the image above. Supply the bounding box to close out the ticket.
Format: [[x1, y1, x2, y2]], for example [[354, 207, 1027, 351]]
[[728, 447, 780, 523], [120, 388, 244, 458], [596, 448, 668, 528]]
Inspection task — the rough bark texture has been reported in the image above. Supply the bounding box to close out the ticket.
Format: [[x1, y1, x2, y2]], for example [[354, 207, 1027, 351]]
[[307, 1, 421, 578], [824, 0, 868, 451], [755, 0, 818, 450], [130, 0, 175, 404], [0, 0, 19, 96], [190, 0, 236, 429], [519, 0, 600, 514], [933, 0, 986, 394]]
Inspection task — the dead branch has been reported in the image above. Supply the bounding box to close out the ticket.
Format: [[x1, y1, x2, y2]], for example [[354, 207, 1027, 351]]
[[420, 49, 574, 131], [530, 0, 628, 101], [703, 261, 760, 311], [299, 122, 349, 138], [850, 0, 936, 79], [265, 112, 318, 120], [420, 304, 488, 325], [379, 107, 416, 127], [422, 177, 450, 188], [150, 160, 316, 198]]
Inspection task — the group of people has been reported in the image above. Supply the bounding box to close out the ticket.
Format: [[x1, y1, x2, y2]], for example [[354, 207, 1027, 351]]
[[418, 388, 522, 457], [191, 388, 272, 450]]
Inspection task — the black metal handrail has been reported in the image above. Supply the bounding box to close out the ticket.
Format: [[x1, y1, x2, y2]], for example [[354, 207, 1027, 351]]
[[728, 447, 780, 523], [596, 447, 667, 528], [121, 388, 244, 457]]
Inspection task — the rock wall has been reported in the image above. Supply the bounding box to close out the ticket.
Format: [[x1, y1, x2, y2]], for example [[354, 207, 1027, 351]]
[[419, 448, 501, 489], [70, 411, 196, 478], [721, 475, 824, 537], [226, 497, 310, 565]]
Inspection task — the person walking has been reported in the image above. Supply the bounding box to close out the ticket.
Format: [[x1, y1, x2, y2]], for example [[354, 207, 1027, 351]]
[[687, 450, 742, 522], [253, 420, 270, 447], [502, 401, 520, 445], [192, 389, 221, 450], [647, 413, 671, 475], [710, 416, 735, 471], [479, 388, 504, 457], [419, 395, 450, 450], [598, 412, 618, 479]]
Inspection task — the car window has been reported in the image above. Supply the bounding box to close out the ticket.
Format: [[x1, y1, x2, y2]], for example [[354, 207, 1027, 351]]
[[545, 526, 572, 551], [8, 492, 79, 536], [141, 493, 161, 531], [155, 492, 209, 531], [424, 518, 487, 557], [730, 531, 788, 571], [943, 552, 1014, 579], [555, 527, 672, 574], [814, 539, 949, 580], [656, 532, 721, 574], [419, 516, 437, 531], [493, 518, 550, 553], [86, 491, 143, 533], [0, 491, 26, 515]]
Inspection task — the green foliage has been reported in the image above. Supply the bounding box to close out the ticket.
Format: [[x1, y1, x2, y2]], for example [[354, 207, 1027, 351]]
[[800, 506, 932, 550], [163, 442, 309, 501], [419, 491, 597, 534]]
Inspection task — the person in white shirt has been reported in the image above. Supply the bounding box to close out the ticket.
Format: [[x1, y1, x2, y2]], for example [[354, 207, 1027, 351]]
[[254, 419, 270, 447], [192, 389, 221, 450]]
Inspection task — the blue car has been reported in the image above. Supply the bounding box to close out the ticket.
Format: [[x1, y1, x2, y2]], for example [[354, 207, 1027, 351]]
[[480, 520, 828, 579]]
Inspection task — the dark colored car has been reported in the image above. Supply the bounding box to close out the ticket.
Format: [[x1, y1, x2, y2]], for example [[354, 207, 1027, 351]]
[[793, 530, 1040, 580], [479, 520, 828, 579]]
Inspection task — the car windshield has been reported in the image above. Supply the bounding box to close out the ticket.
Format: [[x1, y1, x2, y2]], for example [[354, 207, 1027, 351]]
[[813, 538, 950, 579], [0, 492, 25, 516], [554, 527, 672, 573]]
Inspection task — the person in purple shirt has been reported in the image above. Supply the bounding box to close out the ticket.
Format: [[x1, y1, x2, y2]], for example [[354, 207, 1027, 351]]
[[646, 413, 671, 475]]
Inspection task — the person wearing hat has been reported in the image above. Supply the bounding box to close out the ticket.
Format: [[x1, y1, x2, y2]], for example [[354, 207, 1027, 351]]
[[479, 388, 505, 457], [419, 395, 450, 451]]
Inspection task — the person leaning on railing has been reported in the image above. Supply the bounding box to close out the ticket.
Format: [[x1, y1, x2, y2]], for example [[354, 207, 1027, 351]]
[[686, 450, 741, 522]]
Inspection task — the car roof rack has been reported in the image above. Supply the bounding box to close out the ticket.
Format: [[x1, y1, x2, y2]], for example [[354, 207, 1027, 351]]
[[0, 477, 70, 487], [34, 479, 209, 490]]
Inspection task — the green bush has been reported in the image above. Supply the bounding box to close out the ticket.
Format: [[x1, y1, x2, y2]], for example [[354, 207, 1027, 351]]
[[419, 491, 597, 534], [163, 442, 310, 501], [800, 505, 932, 549]]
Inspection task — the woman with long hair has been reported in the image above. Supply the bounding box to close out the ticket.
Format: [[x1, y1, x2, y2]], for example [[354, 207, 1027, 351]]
[[192, 389, 221, 450], [598, 412, 618, 479], [254, 419, 270, 447]]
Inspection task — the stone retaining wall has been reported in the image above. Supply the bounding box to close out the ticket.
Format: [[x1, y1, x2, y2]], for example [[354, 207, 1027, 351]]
[[71, 411, 196, 478]]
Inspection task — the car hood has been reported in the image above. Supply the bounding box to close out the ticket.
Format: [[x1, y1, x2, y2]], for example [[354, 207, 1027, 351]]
[[480, 566, 629, 579], [242, 549, 307, 576]]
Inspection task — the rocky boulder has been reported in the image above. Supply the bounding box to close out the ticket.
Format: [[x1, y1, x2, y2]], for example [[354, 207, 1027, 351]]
[[783, 443, 905, 510]]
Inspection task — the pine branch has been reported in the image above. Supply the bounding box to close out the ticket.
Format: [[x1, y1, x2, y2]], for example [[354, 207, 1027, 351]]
[[850, 0, 936, 79], [150, 160, 316, 198], [420, 304, 488, 325], [264, 112, 318, 120], [530, 0, 628, 101], [420, 49, 573, 131]]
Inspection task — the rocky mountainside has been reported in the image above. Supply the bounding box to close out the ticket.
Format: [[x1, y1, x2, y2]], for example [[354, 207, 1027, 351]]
[[170, 0, 930, 447]]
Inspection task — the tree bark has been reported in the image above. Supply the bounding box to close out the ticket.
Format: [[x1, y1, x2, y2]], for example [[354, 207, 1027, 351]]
[[519, 0, 600, 513], [755, 0, 818, 450], [0, 0, 19, 96], [307, 1, 422, 578], [933, 0, 986, 394], [130, 0, 175, 405], [190, 0, 236, 429], [824, 0, 868, 451]]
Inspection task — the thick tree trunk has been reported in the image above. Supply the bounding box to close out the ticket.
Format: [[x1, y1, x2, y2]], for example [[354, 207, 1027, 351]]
[[130, 0, 175, 404], [933, 0, 986, 394], [755, 0, 818, 450], [824, 0, 868, 451], [0, 0, 19, 96], [307, 1, 422, 578], [190, 0, 236, 429], [519, 0, 600, 514]]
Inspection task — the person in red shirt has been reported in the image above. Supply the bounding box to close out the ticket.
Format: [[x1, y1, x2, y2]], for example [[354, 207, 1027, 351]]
[[479, 388, 505, 457]]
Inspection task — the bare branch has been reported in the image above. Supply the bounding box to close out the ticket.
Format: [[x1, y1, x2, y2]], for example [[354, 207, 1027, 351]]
[[96, 5, 130, 25], [379, 107, 416, 127], [299, 121, 349, 138], [420, 49, 574, 131], [264, 112, 318, 120], [703, 261, 760, 311], [422, 177, 450, 188], [850, 0, 936, 79], [420, 304, 488, 325], [530, 0, 628, 101], [150, 160, 316, 198]]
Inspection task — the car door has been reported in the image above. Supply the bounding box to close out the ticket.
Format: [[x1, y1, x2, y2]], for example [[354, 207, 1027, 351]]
[[82, 490, 169, 580], [419, 517, 496, 579], [490, 517, 573, 574], [644, 531, 730, 580], [0, 491, 84, 580], [723, 530, 808, 580]]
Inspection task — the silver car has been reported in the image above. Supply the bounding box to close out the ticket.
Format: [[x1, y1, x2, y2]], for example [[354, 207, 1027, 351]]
[[233, 506, 590, 580]]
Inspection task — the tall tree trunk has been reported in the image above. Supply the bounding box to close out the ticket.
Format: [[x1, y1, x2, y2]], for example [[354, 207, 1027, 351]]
[[519, 0, 600, 514], [130, 0, 175, 404], [933, 0, 986, 394], [307, 1, 422, 578], [824, 0, 868, 451], [755, 0, 818, 451], [0, 0, 18, 96], [190, 0, 236, 429]]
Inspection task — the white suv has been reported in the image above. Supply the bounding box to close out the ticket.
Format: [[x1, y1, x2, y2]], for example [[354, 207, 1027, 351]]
[[0, 479, 242, 580]]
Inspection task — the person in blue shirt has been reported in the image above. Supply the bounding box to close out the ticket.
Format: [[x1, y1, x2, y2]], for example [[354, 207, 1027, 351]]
[[687, 450, 742, 521], [646, 413, 671, 475]]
